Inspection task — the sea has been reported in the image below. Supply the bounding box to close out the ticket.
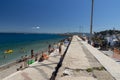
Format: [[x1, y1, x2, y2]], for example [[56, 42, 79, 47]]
[[0, 33, 67, 66]]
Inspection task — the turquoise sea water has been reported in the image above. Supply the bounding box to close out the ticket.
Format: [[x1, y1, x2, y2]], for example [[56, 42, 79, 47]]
[[0, 33, 67, 66]]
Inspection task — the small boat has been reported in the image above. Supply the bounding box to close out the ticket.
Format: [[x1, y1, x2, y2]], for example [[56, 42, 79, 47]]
[[4, 50, 13, 54]]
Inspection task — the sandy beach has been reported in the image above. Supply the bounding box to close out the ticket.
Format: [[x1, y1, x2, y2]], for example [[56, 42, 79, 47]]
[[0, 37, 70, 80], [0, 61, 21, 79]]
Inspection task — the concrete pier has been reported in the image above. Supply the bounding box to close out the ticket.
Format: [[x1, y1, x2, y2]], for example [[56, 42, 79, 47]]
[[56, 35, 119, 80]]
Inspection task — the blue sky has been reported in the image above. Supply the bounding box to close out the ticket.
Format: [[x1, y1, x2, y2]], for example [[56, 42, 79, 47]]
[[0, 0, 120, 33]]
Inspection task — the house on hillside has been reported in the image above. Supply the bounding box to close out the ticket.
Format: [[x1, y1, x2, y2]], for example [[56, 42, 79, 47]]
[[105, 34, 119, 48]]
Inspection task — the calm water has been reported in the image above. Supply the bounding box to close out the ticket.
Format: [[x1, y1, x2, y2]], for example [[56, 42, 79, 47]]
[[0, 33, 67, 66]]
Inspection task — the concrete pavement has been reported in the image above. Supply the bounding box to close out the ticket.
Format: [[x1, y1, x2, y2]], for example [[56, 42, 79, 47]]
[[76, 36, 120, 80], [56, 36, 97, 80], [56, 35, 116, 80]]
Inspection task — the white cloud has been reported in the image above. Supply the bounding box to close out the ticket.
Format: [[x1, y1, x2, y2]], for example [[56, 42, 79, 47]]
[[32, 26, 40, 29], [36, 26, 40, 29]]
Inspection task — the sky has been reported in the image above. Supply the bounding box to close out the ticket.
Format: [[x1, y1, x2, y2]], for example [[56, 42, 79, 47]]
[[0, 0, 120, 33]]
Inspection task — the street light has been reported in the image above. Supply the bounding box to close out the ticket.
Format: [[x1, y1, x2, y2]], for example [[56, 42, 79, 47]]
[[90, 0, 94, 41]]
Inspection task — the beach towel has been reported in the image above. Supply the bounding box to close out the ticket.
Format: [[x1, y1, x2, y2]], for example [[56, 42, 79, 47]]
[[43, 53, 49, 60], [28, 59, 35, 64]]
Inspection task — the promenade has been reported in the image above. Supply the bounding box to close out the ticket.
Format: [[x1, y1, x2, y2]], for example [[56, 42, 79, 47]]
[[2, 35, 120, 80], [56, 35, 120, 80]]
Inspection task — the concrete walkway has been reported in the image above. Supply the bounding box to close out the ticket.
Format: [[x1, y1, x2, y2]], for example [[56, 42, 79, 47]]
[[56, 35, 119, 80], [61, 36, 91, 69], [76, 36, 120, 80], [56, 36, 97, 80], [2, 45, 67, 80]]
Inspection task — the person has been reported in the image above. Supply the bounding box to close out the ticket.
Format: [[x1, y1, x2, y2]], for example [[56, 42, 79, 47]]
[[17, 64, 22, 71], [38, 53, 44, 62], [31, 49, 34, 58], [59, 43, 62, 54], [38, 52, 49, 62], [17, 56, 24, 70], [18, 56, 24, 63], [42, 53, 49, 60], [48, 44, 51, 54]]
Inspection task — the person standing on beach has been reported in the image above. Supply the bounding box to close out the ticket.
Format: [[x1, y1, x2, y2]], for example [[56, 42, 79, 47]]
[[48, 44, 51, 54], [31, 49, 34, 59]]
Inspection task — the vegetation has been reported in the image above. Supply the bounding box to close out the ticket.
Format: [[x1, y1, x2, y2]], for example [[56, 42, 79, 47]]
[[86, 66, 105, 72], [94, 30, 120, 36], [86, 68, 93, 72], [93, 66, 105, 71], [91, 29, 120, 50]]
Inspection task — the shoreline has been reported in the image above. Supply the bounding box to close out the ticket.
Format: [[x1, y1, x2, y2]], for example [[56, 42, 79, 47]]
[[0, 47, 49, 79], [0, 37, 70, 79], [0, 33, 68, 66], [0, 61, 17, 71], [0, 38, 65, 68], [0, 48, 48, 72]]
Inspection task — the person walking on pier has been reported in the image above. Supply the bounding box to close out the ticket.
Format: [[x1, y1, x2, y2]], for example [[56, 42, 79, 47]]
[[59, 43, 62, 54]]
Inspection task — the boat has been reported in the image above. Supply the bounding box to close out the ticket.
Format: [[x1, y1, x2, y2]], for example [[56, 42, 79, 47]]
[[4, 50, 13, 54]]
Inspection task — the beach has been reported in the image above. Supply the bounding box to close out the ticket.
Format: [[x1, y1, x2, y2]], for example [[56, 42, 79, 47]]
[[1, 36, 71, 80], [0, 33, 69, 79], [0, 33, 67, 66]]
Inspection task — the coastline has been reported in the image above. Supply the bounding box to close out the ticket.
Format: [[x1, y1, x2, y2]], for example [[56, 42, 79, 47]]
[[0, 61, 16, 71], [0, 36, 68, 65], [0, 33, 68, 66], [0, 37, 69, 79]]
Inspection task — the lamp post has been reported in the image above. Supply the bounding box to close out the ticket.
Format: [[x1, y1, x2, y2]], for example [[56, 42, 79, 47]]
[[90, 0, 94, 41]]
